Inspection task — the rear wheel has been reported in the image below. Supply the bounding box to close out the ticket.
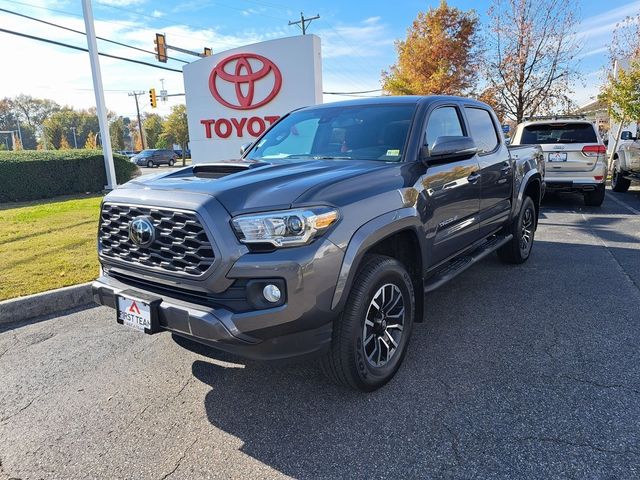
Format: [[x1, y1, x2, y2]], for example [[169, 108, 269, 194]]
[[498, 196, 536, 264], [147, 160, 154, 168], [320, 254, 415, 392], [611, 160, 631, 193], [584, 184, 605, 206]]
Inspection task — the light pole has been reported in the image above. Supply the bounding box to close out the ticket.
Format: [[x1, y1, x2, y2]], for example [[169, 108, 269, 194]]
[[82, 0, 117, 189], [70, 126, 78, 149]]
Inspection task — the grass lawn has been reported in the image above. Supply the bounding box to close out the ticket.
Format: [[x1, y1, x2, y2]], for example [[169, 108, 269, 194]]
[[0, 194, 103, 301]]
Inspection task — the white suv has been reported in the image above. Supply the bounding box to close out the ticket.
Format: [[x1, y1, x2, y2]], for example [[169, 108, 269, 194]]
[[511, 117, 607, 206]]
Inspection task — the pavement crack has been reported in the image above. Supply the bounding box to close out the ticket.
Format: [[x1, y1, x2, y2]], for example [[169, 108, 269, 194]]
[[519, 435, 638, 455], [172, 377, 192, 400], [159, 437, 198, 480], [0, 394, 43, 424], [443, 424, 462, 466]]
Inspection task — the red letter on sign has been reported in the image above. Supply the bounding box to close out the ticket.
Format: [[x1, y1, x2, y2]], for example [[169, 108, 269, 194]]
[[231, 118, 247, 137], [200, 119, 215, 138], [264, 115, 280, 126], [214, 118, 232, 138], [247, 116, 266, 137]]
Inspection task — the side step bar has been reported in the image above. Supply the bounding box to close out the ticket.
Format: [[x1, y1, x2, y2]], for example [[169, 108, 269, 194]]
[[424, 234, 513, 293]]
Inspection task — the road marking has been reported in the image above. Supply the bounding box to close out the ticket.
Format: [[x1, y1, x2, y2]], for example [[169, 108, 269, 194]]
[[607, 193, 640, 215]]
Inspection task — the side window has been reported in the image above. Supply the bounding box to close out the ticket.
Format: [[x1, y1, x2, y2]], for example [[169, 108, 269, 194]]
[[425, 107, 464, 148], [464, 107, 499, 153]]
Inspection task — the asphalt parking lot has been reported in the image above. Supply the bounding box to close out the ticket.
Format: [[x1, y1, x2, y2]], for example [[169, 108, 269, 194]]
[[1, 187, 639, 479]]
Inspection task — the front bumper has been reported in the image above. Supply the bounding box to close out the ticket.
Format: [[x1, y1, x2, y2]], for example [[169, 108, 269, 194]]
[[93, 274, 334, 361]]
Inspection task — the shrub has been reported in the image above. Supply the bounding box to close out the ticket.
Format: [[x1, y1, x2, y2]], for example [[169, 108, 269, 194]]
[[0, 150, 138, 202]]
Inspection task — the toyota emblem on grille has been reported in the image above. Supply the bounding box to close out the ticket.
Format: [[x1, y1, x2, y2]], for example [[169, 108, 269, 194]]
[[129, 216, 155, 248]]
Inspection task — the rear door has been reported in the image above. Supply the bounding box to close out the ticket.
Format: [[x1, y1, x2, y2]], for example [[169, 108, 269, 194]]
[[419, 104, 482, 267], [463, 106, 512, 237], [519, 122, 603, 172]]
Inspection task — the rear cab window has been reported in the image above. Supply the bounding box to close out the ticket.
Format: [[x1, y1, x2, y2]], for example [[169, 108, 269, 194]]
[[464, 107, 499, 153], [520, 123, 598, 144]]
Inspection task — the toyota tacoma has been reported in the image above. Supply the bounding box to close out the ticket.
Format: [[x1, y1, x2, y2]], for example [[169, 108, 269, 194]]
[[93, 96, 544, 391]]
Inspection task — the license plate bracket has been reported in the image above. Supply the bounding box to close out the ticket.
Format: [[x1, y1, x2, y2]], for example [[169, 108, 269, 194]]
[[116, 289, 162, 334], [548, 152, 567, 162]]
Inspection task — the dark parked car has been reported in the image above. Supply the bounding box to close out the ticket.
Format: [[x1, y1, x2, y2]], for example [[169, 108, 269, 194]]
[[131, 149, 177, 167], [93, 96, 544, 391], [174, 148, 191, 159]]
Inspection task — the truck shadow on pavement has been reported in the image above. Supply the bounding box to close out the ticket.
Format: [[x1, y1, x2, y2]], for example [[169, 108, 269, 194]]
[[173, 236, 640, 478]]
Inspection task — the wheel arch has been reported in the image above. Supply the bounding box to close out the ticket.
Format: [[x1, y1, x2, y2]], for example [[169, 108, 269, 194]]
[[331, 209, 426, 323]]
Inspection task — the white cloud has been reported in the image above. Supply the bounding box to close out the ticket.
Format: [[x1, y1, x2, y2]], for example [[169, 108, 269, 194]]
[[151, 9, 164, 18]]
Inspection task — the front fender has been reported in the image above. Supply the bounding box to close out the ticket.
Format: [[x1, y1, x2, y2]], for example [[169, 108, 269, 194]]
[[330, 208, 425, 310]]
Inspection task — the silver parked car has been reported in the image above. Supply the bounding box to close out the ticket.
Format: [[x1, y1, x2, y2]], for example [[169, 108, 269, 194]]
[[131, 149, 178, 168], [511, 116, 607, 206]]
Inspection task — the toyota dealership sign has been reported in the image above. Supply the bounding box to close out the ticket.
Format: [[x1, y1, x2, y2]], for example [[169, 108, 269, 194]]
[[183, 35, 322, 163]]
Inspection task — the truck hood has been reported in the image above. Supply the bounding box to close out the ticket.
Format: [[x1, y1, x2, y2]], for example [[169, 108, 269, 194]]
[[120, 159, 394, 215]]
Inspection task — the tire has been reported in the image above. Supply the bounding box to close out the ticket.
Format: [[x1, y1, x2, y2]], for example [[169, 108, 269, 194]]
[[611, 160, 631, 193], [498, 195, 536, 264], [584, 184, 605, 206], [168, 159, 175, 167], [320, 254, 415, 392], [147, 160, 154, 168]]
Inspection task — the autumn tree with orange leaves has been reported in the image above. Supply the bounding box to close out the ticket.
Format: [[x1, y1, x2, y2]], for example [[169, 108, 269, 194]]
[[483, 0, 579, 123], [382, 0, 480, 96]]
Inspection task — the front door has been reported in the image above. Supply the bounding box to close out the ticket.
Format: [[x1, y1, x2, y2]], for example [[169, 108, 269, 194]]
[[418, 105, 482, 268]]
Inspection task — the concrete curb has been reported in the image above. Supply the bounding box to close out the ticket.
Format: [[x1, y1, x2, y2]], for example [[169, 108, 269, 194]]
[[0, 283, 93, 325]]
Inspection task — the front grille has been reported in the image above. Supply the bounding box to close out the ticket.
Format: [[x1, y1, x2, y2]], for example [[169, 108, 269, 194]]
[[99, 204, 215, 276]]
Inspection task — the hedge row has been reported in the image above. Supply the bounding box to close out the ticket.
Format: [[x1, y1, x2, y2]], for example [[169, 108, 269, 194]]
[[0, 150, 138, 202]]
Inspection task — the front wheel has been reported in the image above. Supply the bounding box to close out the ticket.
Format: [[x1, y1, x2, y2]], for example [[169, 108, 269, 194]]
[[611, 161, 631, 193], [168, 159, 175, 167], [498, 195, 536, 264], [146, 160, 154, 168], [320, 254, 415, 392]]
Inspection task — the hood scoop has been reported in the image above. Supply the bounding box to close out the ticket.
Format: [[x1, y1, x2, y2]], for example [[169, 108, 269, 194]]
[[191, 162, 267, 179]]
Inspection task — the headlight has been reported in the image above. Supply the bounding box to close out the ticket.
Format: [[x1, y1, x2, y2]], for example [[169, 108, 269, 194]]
[[231, 207, 339, 247]]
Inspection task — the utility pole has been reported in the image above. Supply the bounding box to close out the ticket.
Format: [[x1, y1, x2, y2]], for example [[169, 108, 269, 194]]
[[70, 126, 78, 149], [288, 12, 320, 35], [82, 0, 116, 189], [128, 91, 146, 150]]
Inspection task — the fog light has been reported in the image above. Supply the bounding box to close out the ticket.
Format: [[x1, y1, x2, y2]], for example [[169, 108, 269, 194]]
[[263, 284, 281, 303]]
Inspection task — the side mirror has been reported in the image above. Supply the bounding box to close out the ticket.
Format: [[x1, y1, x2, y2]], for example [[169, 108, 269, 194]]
[[423, 136, 478, 164], [621, 131, 634, 141], [240, 142, 253, 156]]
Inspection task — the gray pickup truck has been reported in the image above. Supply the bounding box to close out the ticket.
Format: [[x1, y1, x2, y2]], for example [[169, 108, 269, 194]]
[[93, 96, 544, 391]]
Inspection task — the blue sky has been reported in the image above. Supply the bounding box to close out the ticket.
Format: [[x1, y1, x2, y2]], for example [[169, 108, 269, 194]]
[[0, 0, 638, 119]]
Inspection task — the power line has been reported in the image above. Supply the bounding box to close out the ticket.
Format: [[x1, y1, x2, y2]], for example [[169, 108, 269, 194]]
[[0, 27, 183, 73], [0, 7, 189, 63], [288, 12, 320, 35]]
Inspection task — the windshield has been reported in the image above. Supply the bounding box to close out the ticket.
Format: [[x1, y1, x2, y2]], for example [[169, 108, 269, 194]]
[[521, 123, 598, 144], [247, 104, 416, 162]]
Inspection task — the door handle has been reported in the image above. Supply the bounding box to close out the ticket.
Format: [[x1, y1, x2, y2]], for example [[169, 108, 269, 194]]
[[501, 162, 512, 175], [467, 172, 481, 183]]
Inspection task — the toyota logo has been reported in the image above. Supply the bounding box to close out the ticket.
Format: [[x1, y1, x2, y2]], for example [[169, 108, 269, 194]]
[[129, 216, 155, 248], [209, 53, 282, 110]]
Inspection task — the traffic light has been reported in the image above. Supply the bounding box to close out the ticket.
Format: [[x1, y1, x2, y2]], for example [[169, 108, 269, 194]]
[[149, 88, 157, 108], [154, 33, 167, 63], [203, 47, 212, 57]]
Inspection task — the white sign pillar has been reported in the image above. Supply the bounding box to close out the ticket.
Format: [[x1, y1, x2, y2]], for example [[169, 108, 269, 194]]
[[82, 0, 117, 190]]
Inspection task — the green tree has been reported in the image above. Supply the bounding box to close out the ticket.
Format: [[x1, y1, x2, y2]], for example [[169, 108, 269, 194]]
[[143, 113, 165, 149], [84, 131, 98, 149], [382, 0, 480, 95], [599, 60, 640, 167], [162, 105, 189, 165], [109, 117, 126, 150]]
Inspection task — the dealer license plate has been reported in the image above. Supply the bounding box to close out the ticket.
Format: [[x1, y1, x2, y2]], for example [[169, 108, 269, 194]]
[[117, 295, 152, 333], [548, 152, 567, 162]]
